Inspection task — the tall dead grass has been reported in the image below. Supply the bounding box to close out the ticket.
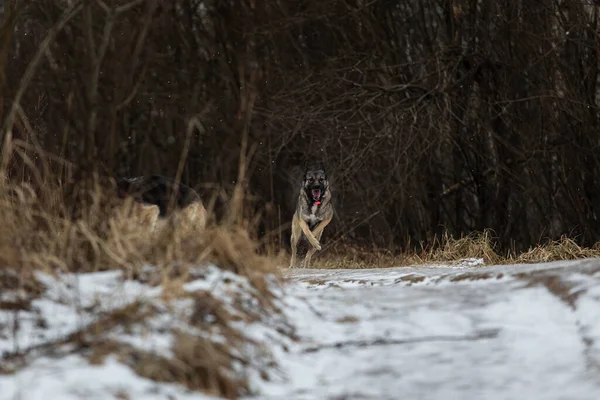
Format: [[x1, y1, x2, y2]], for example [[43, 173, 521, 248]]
[[418, 230, 503, 265], [310, 241, 418, 269], [0, 175, 278, 276], [516, 236, 600, 264], [306, 230, 600, 269], [418, 232, 600, 265]]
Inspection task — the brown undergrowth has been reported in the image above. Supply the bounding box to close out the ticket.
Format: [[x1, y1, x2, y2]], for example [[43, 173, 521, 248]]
[[310, 241, 419, 269], [0, 177, 282, 399], [305, 230, 600, 269]]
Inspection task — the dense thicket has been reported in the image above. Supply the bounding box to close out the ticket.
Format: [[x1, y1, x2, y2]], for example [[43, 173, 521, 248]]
[[2, 0, 600, 251]]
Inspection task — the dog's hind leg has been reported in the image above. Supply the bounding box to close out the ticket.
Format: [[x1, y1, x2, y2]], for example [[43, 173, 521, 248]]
[[289, 214, 302, 268], [141, 204, 160, 233], [180, 202, 207, 230]]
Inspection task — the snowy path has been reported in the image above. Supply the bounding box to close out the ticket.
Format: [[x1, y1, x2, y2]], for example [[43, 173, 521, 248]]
[[254, 259, 600, 400]]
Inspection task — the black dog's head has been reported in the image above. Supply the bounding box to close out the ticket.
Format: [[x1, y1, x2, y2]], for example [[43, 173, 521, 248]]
[[115, 177, 145, 199], [116, 178, 133, 198], [303, 164, 328, 203]]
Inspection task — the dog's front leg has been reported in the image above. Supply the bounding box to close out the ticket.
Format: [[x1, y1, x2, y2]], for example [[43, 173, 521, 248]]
[[298, 219, 321, 250], [302, 217, 331, 268]]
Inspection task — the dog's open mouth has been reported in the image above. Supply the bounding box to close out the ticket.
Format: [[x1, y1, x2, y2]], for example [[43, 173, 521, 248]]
[[311, 189, 322, 201]]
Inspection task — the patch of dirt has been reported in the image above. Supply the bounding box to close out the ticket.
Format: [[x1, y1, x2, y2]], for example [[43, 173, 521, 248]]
[[395, 274, 426, 285], [342, 279, 369, 285], [304, 279, 329, 286], [449, 272, 504, 283], [515, 273, 583, 309], [336, 316, 360, 324]]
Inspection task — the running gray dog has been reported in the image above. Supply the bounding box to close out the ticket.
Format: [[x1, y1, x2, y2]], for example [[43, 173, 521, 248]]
[[289, 163, 334, 268]]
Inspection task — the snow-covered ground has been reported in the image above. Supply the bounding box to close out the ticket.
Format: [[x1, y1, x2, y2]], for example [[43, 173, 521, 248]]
[[252, 258, 600, 400], [3, 258, 600, 400], [0, 266, 287, 400]]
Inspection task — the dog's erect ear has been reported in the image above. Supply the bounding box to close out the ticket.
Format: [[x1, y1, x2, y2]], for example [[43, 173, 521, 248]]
[[305, 161, 326, 171], [318, 161, 327, 174]]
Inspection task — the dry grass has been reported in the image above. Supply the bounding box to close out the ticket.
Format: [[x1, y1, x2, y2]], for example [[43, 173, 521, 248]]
[[419, 230, 503, 265], [0, 176, 278, 279], [309, 242, 419, 269], [0, 176, 280, 399], [516, 236, 600, 263], [301, 230, 600, 269], [304, 230, 500, 269]]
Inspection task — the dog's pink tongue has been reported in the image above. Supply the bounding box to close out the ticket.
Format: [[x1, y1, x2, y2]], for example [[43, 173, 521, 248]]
[[312, 189, 321, 200]]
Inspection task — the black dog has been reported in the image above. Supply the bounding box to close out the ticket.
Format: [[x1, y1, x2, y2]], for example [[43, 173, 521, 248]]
[[116, 175, 201, 217], [116, 175, 207, 230]]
